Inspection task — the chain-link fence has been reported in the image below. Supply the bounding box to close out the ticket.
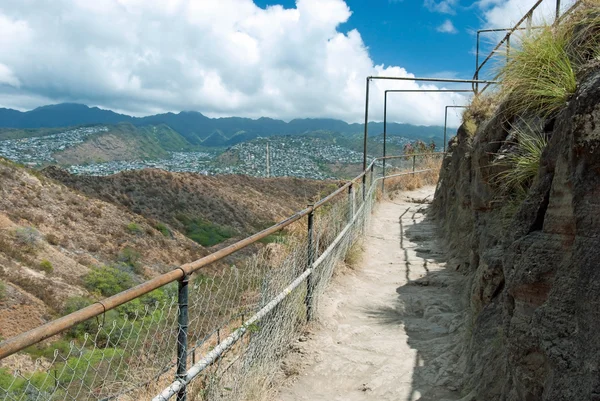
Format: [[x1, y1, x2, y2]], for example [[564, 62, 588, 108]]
[[0, 155, 438, 401]]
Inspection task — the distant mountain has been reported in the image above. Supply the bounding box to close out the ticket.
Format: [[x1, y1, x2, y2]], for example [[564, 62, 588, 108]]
[[0, 103, 131, 128], [0, 103, 445, 146]]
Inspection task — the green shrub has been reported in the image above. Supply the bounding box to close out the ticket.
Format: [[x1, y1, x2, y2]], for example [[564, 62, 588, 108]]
[[39, 259, 53, 274], [126, 222, 142, 234], [493, 121, 547, 194], [117, 247, 143, 275], [155, 222, 171, 237], [118, 247, 140, 267], [176, 214, 236, 247], [13, 226, 41, 248], [0, 280, 5, 300], [83, 266, 134, 297]]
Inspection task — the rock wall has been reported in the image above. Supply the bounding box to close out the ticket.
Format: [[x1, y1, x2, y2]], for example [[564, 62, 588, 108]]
[[432, 70, 600, 400]]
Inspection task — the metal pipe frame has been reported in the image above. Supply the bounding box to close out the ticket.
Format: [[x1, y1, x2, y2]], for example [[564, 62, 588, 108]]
[[444, 105, 467, 152], [381, 89, 473, 191], [361, 77, 491, 182]]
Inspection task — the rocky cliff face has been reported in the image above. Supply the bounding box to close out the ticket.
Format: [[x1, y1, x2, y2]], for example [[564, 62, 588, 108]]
[[432, 69, 600, 400]]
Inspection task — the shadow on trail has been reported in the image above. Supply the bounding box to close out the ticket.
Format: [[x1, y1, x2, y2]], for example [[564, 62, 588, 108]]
[[365, 201, 465, 401]]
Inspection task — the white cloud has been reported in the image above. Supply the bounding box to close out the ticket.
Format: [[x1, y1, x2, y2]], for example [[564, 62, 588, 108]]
[[480, 0, 578, 28], [0, 0, 467, 127], [424, 0, 458, 14], [437, 19, 458, 34]]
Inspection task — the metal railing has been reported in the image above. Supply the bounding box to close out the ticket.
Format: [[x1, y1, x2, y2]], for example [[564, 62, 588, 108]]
[[0, 152, 444, 401], [473, 0, 583, 93]]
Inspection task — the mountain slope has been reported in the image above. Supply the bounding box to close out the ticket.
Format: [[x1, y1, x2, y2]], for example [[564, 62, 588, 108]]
[[44, 167, 337, 235], [0, 157, 331, 341], [52, 123, 192, 164]]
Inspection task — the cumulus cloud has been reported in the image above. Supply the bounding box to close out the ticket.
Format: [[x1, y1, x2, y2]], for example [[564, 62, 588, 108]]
[[424, 0, 458, 14], [0, 0, 467, 127], [480, 0, 578, 28], [437, 19, 458, 34]]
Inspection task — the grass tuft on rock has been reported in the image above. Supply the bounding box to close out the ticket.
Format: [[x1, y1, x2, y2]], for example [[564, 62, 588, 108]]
[[493, 121, 547, 195], [500, 2, 600, 117]]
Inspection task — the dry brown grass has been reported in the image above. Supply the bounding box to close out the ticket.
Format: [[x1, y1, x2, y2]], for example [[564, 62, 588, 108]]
[[343, 240, 364, 269], [383, 155, 442, 197]]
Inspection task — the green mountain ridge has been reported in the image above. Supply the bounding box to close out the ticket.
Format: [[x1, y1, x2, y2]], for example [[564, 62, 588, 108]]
[[0, 103, 447, 146]]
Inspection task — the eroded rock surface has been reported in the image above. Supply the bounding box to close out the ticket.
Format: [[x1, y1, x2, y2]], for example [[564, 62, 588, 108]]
[[432, 70, 600, 400]]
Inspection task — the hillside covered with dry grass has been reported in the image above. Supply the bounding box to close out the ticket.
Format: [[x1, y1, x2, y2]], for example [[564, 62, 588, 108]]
[[0, 158, 334, 341]]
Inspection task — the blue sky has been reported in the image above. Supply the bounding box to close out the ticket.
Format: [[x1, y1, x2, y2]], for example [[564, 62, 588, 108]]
[[255, 0, 484, 79]]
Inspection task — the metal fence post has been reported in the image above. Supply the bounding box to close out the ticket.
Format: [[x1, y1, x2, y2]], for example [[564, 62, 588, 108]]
[[176, 275, 190, 401], [369, 163, 375, 190], [306, 206, 315, 321], [412, 155, 416, 172], [362, 174, 366, 202], [348, 183, 355, 224]]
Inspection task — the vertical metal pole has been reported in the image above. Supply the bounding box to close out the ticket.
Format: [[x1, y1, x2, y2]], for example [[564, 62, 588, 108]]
[[382, 91, 387, 194], [506, 33, 511, 63], [306, 207, 315, 322], [176, 275, 189, 401], [348, 184, 354, 224], [412, 155, 416, 172], [556, 0, 561, 22], [362, 77, 370, 202], [444, 106, 449, 153], [370, 163, 375, 191], [475, 31, 480, 94]]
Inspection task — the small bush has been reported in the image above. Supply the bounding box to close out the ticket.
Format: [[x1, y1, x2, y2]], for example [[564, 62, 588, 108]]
[[0, 280, 6, 301], [117, 247, 143, 275], [39, 259, 54, 274], [62, 296, 93, 315], [45, 233, 60, 246], [13, 226, 41, 248], [493, 121, 547, 195], [344, 241, 363, 268], [83, 266, 134, 297], [155, 222, 171, 237], [126, 222, 142, 234], [462, 93, 500, 134]]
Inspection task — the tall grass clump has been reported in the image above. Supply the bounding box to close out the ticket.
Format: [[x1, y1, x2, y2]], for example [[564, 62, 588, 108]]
[[501, 2, 600, 117], [493, 121, 547, 195], [502, 26, 576, 117]]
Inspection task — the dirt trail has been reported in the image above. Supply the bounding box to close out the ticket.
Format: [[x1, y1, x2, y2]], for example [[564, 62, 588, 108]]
[[276, 186, 465, 401]]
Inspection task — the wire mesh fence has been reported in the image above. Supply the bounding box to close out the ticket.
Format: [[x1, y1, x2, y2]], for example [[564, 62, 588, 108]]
[[0, 155, 435, 401]]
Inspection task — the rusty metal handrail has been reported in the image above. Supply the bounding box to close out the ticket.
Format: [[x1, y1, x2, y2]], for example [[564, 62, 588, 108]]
[[0, 153, 445, 360], [473, 0, 583, 93]]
